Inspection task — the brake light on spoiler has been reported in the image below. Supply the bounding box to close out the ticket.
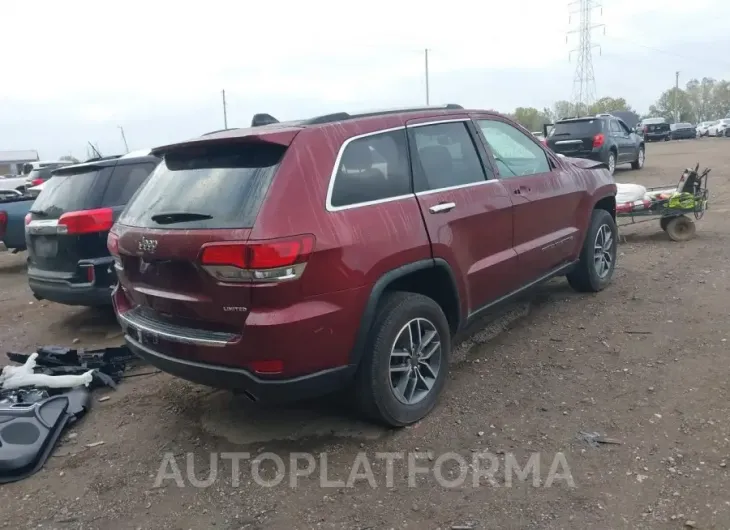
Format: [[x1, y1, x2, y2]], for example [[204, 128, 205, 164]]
[[199, 235, 315, 283]]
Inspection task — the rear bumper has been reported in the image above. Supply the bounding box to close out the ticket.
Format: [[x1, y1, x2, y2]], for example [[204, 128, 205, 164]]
[[28, 277, 112, 306], [644, 132, 669, 140], [125, 336, 356, 402], [112, 283, 370, 399], [27, 257, 115, 307]]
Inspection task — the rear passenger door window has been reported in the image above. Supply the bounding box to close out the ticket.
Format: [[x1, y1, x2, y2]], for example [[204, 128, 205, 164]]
[[409, 121, 490, 192], [476, 119, 551, 178], [329, 129, 411, 209], [101, 162, 156, 207]]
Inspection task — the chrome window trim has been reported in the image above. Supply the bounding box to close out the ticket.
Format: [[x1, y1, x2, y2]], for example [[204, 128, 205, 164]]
[[415, 179, 500, 197], [406, 118, 470, 128], [325, 118, 481, 213]]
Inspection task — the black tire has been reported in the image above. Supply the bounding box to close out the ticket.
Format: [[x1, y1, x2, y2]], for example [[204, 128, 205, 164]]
[[606, 150, 616, 175], [659, 216, 673, 232], [665, 215, 696, 242], [354, 291, 451, 427], [631, 146, 645, 170], [664, 134, 670, 142], [567, 209, 618, 293]]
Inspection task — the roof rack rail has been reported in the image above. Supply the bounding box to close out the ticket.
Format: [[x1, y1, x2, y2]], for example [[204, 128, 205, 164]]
[[302, 104, 464, 126], [202, 128, 240, 136]]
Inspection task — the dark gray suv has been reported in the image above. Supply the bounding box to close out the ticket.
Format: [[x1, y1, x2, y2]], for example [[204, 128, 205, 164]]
[[545, 115, 645, 175]]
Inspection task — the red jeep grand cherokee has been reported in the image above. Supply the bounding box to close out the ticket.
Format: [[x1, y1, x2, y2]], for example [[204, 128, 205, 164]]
[[109, 105, 617, 426]]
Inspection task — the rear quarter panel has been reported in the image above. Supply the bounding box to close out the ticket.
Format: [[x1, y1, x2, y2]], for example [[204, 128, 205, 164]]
[[251, 119, 433, 299], [559, 157, 616, 259]]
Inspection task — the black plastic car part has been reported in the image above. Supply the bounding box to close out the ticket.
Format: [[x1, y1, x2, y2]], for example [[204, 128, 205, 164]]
[[0, 388, 90, 484]]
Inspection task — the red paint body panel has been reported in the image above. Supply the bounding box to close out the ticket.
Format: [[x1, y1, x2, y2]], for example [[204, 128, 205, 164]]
[[112, 108, 616, 390]]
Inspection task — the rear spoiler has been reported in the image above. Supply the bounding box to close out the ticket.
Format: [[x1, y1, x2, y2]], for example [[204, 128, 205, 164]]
[[251, 113, 280, 127]]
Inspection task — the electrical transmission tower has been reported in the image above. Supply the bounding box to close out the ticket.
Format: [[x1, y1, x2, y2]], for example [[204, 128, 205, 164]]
[[567, 0, 605, 110]]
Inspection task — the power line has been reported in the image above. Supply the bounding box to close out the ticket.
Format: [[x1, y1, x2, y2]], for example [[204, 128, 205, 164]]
[[567, 0, 605, 108]]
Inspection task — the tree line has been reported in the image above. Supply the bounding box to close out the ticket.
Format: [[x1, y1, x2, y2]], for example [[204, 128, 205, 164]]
[[505, 77, 730, 132]]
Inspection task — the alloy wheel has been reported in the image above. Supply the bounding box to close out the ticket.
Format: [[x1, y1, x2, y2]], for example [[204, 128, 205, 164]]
[[593, 224, 614, 279], [389, 318, 442, 405]]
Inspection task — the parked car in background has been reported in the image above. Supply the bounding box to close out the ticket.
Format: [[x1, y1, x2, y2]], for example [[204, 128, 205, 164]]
[[23, 160, 75, 189], [696, 121, 716, 137], [669, 122, 697, 140], [109, 104, 618, 426], [708, 119, 730, 137], [0, 174, 35, 193], [545, 114, 644, 175], [25, 150, 159, 307], [637, 118, 671, 141], [0, 194, 36, 251]]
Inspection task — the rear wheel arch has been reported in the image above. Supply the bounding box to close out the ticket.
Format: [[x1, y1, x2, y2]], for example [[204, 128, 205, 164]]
[[349, 259, 462, 368]]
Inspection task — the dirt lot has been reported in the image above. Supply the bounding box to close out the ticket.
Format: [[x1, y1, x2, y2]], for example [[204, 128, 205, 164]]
[[1, 138, 729, 529]]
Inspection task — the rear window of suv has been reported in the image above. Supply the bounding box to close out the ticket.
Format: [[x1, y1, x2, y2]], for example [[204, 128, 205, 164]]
[[119, 143, 286, 229], [30, 169, 101, 218], [549, 119, 602, 137]]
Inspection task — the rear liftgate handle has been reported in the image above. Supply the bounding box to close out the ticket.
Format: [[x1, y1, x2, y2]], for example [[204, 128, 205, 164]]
[[429, 202, 456, 214]]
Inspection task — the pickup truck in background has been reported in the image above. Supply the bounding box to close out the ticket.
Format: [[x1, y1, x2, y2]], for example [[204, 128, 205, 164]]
[[0, 195, 35, 252]]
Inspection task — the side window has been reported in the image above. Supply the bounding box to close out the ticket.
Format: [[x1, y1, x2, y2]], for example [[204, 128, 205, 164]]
[[330, 129, 411, 208], [477, 120, 551, 178], [101, 162, 156, 207], [410, 121, 488, 192], [609, 120, 622, 134], [619, 121, 632, 134]]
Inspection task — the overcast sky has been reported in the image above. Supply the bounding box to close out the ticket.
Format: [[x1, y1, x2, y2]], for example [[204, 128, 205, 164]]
[[2, 0, 729, 160]]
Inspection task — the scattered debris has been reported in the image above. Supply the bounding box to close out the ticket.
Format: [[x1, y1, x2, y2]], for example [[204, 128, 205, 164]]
[[578, 431, 623, 447], [98, 396, 110, 402], [624, 330, 653, 335], [0, 345, 136, 483]]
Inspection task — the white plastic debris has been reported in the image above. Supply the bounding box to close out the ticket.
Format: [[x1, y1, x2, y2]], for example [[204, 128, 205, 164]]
[[0, 353, 94, 390]]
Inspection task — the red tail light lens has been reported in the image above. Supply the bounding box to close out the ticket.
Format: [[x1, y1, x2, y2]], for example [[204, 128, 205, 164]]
[[58, 208, 114, 235], [200, 235, 315, 283], [107, 232, 120, 256], [0, 211, 7, 239], [31, 178, 43, 187], [24, 213, 31, 226], [592, 133, 605, 148]]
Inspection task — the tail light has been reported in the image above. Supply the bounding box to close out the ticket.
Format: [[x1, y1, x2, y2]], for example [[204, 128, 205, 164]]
[[0, 211, 7, 239], [58, 208, 113, 235], [592, 133, 605, 148], [31, 178, 43, 187], [24, 213, 31, 226], [107, 232, 122, 269], [200, 235, 315, 283], [643, 126, 648, 133], [107, 232, 119, 255]]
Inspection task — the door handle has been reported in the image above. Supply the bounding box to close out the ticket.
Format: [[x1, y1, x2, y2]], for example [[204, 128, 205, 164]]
[[513, 185, 531, 194], [429, 202, 456, 214]]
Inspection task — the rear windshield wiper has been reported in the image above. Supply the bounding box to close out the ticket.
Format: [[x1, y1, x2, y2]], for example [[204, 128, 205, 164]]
[[29, 209, 47, 216], [150, 212, 213, 225]]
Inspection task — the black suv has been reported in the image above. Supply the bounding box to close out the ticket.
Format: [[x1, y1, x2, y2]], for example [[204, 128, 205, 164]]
[[545, 115, 645, 175], [26, 151, 159, 307]]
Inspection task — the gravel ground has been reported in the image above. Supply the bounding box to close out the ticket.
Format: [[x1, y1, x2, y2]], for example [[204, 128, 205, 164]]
[[1, 138, 729, 530]]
